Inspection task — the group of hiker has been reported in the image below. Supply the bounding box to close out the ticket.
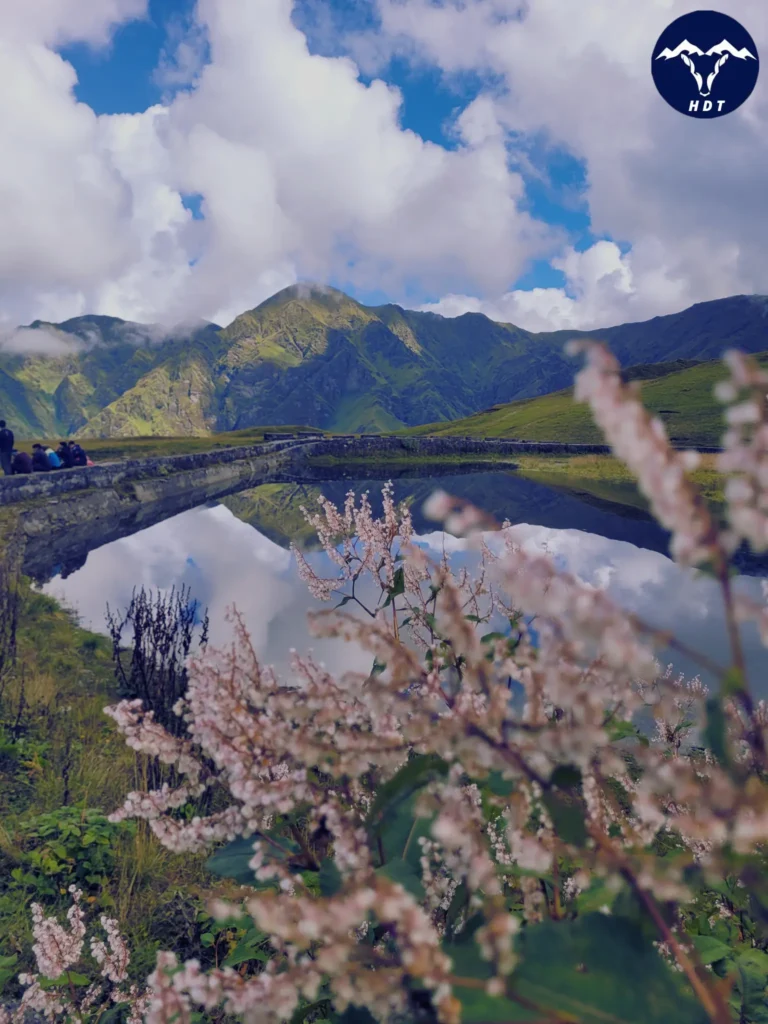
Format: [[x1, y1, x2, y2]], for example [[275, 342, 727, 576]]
[[0, 420, 91, 477]]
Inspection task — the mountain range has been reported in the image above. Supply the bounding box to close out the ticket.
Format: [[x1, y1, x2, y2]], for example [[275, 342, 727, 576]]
[[1, 285, 767, 439]]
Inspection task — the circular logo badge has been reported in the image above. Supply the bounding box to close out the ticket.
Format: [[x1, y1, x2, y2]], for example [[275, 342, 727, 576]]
[[651, 10, 759, 118]]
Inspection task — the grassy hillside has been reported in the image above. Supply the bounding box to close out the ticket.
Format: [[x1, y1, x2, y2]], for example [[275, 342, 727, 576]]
[[2, 287, 767, 439], [14, 425, 330, 462], [405, 351, 768, 447]]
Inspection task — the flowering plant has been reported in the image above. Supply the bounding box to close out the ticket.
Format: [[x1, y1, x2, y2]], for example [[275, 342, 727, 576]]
[[0, 887, 149, 1024], [9, 342, 768, 1024]]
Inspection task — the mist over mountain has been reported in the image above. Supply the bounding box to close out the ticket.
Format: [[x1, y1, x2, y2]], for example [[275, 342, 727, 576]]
[[1, 284, 766, 439]]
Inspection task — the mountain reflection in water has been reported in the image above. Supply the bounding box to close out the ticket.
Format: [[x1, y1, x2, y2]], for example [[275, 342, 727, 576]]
[[36, 468, 768, 693]]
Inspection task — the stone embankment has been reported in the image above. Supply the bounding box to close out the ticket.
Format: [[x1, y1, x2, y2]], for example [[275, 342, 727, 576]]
[[0, 433, 724, 511], [300, 436, 615, 459], [297, 435, 723, 459], [0, 432, 724, 582], [0, 438, 305, 507], [0, 439, 308, 581]]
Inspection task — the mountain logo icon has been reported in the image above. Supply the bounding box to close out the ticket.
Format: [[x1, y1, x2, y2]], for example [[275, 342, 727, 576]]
[[651, 11, 759, 118]]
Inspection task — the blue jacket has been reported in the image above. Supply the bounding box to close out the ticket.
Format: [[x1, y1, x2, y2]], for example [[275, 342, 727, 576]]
[[45, 448, 62, 469]]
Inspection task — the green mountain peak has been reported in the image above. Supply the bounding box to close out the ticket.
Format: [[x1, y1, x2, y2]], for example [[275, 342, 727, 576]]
[[2, 289, 768, 441], [253, 282, 356, 312]]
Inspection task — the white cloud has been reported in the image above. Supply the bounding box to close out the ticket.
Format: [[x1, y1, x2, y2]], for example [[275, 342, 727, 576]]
[[152, 11, 209, 97], [0, 2, 147, 329], [43, 503, 374, 677], [368, 0, 768, 326], [4, 0, 147, 48], [419, 238, 701, 330], [0, 325, 81, 357], [43, 505, 768, 692], [0, 0, 558, 331], [0, 0, 765, 336]]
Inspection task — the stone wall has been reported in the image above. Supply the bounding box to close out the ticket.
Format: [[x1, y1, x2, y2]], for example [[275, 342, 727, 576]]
[[0, 433, 724, 509], [297, 435, 722, 459], [297, 436, 615, 459], [0, 439, 302, 508]]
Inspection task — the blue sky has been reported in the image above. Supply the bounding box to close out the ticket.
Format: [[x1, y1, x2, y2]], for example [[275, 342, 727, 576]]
[[56, 0, 606, 307], [4, 0, 764, 334]]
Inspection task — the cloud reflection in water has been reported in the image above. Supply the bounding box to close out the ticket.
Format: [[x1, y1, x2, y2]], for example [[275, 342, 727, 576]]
[[42, 503, 767, 692]]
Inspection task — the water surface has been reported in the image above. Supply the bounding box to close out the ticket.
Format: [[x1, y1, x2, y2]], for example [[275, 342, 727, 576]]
[[36, 468, 768, 692]]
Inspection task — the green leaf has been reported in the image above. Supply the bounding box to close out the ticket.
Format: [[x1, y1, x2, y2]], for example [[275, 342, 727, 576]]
[[611, 887, 666, 944], [371, 658, 387, 676], [366, 754, 447, 848], [382, 568, 405, 608], [549, 765, 582, 789], [289, 999, 332, 1024], [222, 940, 271, 967], [0, 954, 18, 996], [606, 719, 649, 746], [378, 797, 434, 870], [333, 1006, 378, 1023], [334, 595, 353, 609], [443, 914, 491, 980], [731, 948, 768, 1023], [319, 858, 343, 897], [206, 835, 259, 884], [367, 754, 447, 824], [96, 1004, 128, 1024], [574, 880, 618, 915], [541, 766, 588, 848], [300, 869, 321, 896], [691, 935, 733, 966], [39, 972, 90, 989], [445, 882, 470, 935], [200, 932, 215, 947], [376, 857, 425, 900], [206, 830, 300, 886], [511, 914, 708, 1023], [443, 915, 534, 1019], [541, 791, 589, 846]]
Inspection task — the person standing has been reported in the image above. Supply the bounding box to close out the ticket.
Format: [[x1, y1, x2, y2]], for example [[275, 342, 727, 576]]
[[0, 419, 13, 476]]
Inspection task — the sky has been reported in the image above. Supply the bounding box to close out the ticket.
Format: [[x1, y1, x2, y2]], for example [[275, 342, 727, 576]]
[[1, 0, 766, 339]]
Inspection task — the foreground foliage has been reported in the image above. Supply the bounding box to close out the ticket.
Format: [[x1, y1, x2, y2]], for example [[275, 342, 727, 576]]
[[5, 341, 768, 1023]]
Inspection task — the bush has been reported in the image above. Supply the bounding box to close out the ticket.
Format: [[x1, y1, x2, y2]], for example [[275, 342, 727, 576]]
[[11, 807, 135, 901]]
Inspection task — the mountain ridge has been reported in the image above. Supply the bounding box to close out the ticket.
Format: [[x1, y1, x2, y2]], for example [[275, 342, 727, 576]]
[[1, 288, 766, 439]]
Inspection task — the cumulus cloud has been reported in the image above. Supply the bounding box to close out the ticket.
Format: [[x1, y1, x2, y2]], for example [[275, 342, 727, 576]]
[[419, 238, 702, 330], [152, 11, 209, 97], [0, 0, 557, 329], [4, 0, 147, 48], [366, 0, 768, 325], [0, 0, 765, 333]]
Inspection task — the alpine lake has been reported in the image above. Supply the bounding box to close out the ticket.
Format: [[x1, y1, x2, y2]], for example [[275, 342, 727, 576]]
[[27, 460, 768, 693]]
